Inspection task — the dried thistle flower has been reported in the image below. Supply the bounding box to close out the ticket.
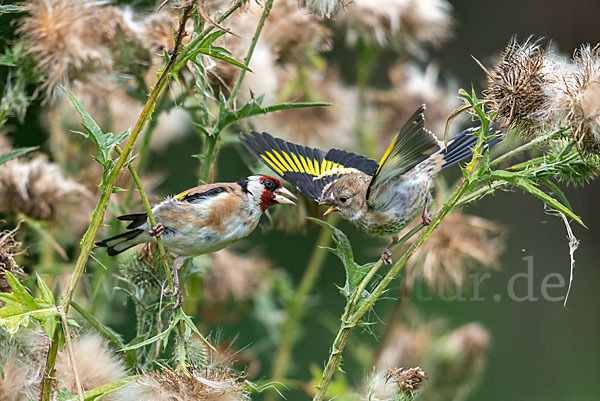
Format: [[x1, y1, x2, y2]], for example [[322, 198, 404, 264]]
[[55, 334, 127, 396], [484, 39, 560, 138], [363, 367, 427, 401], [204, 249, 271, 302], [375, 314, 441, 371], [115, 368, 248, 401], [140, 9, 181, 53], [562, 44, 600, 155], [262, 0, 331, 64], [444, 323, 491, 366], [404, 211, 505, 291], [0, 223, 27, 294], [0, 354, 42, 401], [386, 367, 428, 393], [0, 154, 89, 221], [336, 0, 453, 48], [302, 0, 345, 18], [17, 0, 130, 98], [423, 323, 491, 399]]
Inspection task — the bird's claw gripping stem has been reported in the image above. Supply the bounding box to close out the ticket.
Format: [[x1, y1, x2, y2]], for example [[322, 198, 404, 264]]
[[149, 223, 165, 237], [422, 195, 433, 226], [381, 248, 393, 265], [381, 234, 400, 265]]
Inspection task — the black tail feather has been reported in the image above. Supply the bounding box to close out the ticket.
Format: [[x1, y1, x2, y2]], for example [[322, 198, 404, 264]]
[[95, 228, 144, 256], [117, 213, 148, 229], [441, 128, 502, 169]]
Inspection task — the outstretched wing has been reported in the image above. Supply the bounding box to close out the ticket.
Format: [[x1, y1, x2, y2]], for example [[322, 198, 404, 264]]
[[366, 105, 441, 205], [241, 131, 378, 202]]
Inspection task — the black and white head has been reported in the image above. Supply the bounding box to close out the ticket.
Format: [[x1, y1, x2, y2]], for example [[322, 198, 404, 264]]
[[243, 175, 297, 212]]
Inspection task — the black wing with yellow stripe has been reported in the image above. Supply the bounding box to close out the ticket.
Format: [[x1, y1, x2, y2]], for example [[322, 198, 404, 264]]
[[240, 131, 378, 202]]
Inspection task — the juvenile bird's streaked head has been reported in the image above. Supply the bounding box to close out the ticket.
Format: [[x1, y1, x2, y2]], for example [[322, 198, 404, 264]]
[[246, 175, 297, 212], [319, 173, 370, 222]]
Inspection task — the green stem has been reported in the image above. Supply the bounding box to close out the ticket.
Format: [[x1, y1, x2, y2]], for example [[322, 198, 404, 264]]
[[117, 146, 174, 291], [60, 309, 85, 401], [227, 0, 274, 107], [38, 8, 194, 401], [200, 135, 218, 184], [172, 1, 244, 73], [200, 0, 273, 183], [267, 216, 338, 401], [490, 129, 563, 167], [40, 332, 60, 400], [313, 181, 469, 401], [455, 180, 505, 207]]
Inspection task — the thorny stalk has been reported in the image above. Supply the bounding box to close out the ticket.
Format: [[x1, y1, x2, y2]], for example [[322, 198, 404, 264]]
[[228, 0, 274, 106], [313, 181, 470, 401], [313, 110, 495, 400], [59, 307, 85, 401], [200, 0, 275, 183], [116, 146, 172, 291], [39, 6, 194, 400]]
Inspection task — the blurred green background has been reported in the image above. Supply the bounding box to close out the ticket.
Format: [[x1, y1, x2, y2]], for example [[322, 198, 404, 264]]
[[3, 0, 599, 400]]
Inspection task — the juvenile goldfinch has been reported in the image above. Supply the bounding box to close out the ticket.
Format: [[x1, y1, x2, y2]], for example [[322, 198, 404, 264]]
[[241, 105, 500, 264], [96, 175, 296, 306]]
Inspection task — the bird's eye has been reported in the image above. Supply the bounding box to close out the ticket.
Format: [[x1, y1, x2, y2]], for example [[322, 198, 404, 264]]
[[263, 178, 277, 191], [339, 197, 348, 204]]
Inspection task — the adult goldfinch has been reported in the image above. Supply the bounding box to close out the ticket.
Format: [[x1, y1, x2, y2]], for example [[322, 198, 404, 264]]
[[240, 105, 500, 264], [96, 175, 296, 306]]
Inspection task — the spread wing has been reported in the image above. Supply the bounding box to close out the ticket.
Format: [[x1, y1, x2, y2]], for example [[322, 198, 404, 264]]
[[366, 105, 441, 206], [240, 131, 378, 202]]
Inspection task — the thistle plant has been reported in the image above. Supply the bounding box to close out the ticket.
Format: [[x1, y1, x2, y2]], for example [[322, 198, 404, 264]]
[[0, 2, 597, 401]]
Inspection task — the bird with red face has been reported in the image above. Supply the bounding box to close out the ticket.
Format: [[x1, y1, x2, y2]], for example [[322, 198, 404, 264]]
[[96, 175, 296, 306]]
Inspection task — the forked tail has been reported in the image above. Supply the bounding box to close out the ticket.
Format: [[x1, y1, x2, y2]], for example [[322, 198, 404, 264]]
[[440, 128, 502, 169], [95, 212, 148, 256]]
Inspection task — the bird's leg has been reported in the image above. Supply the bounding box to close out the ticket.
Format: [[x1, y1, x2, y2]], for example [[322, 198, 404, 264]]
[[381, 234, 400, 265], [164, 256, 185, 308], [149, 223, 165, 237], [422, 194, 433, 226]]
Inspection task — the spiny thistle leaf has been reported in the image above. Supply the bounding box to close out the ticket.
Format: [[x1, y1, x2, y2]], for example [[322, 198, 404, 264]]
[[212, 94, 330, 135], [195, 46, 251, 72], [515, 178, 585, 227], [0, 271, 59, 338], [0, 5, 23, 14], [61, 86, 127, 167], [307, 217, 374, 299], [0, 146, 37, 165]]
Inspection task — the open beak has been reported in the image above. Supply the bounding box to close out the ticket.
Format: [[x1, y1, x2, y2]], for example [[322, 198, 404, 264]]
[[323, 205, 339, 216], [274, 187, 297, 205]]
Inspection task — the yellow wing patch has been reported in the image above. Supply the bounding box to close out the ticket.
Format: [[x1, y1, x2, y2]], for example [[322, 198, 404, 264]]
[[254, 146, 363, 181], [260, 150, 326, 176], [175, 190, 191, 200], [375, 133, 400, 175]]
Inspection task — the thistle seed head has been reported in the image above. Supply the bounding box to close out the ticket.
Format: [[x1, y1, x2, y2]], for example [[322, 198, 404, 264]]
[[115, 368, 248, 401], [484, 39, 558, 138], [0, 154, 89, 221], [562, 44, 600, 156], [336, 0, 453, 49], [404, 212, 505, 291], [386, 367, 428, 393]]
